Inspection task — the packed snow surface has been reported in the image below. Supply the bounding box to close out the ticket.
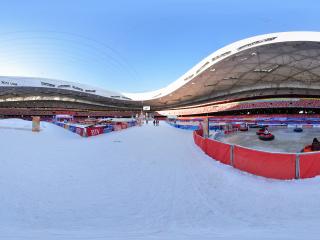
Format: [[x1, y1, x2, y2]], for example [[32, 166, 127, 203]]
[[0, 119, 320, 239]]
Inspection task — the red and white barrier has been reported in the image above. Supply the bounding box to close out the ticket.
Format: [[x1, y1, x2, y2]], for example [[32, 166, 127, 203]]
[[86, 127, 104, 137], [193, 130, 320, 180]]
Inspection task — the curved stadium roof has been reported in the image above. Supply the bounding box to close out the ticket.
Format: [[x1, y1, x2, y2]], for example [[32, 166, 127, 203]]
[[1, 31, 320, 111]]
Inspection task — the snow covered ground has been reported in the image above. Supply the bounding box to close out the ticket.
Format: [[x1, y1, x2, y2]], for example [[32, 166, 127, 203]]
[[0, 119, 320, 239]]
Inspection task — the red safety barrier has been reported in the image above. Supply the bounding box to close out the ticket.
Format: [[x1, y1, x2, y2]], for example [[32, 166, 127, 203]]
[[233, 146, 296, 179], [113, 125, 122, 131], [206, 139, 231, 165], [194, 130, 207, 153], [86, 127, 104, 137], [299, 152, 320, 178], [196, 129, 203, 137]]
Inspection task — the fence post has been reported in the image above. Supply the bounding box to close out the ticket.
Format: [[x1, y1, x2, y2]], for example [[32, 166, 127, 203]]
[[295, 153, 300, 179], [230, 145, 234, 167]]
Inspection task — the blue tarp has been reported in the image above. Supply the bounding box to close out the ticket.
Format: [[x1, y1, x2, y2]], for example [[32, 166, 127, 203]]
[[68, 125, 77, 133], [168, 123, 199, 130]]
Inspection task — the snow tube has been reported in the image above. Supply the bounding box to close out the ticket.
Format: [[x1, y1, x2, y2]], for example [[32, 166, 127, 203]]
[[256, 129, 265, 135], [239, 126, 248, 131], [301, 144, 320, 152], [301, 145, 312, 152], [259, 133, 275, 141], [294, 128, 303, 132]]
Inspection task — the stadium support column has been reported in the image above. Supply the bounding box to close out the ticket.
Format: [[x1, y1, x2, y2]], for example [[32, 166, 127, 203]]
[[203, 118, 209, 138], [32, 116, 40, 132]]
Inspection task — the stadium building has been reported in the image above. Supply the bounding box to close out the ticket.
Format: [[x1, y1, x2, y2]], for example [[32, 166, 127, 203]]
[[1, 31, 320, 118]]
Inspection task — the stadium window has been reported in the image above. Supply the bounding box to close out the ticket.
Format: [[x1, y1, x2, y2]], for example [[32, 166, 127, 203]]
[[212, 51, 231, 62], [58, 85, 70, 88], [72, 86, 83, 91], [41, 82, 55, 87], [85, 89, 96, 93], [1, 80, 17, 86], [184, 74, 194, 81], [196, 61, 210, 74], [237, 37, 277, 51], [254, 65, 279, 73], [223, 76, 238, 80]]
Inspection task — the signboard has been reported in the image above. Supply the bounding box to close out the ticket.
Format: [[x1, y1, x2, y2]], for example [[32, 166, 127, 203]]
[[143, 106, 151, 111], [86, 127, 104, 137]]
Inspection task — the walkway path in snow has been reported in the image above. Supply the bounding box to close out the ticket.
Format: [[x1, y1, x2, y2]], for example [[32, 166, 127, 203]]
[[0, 119, 320, 239]]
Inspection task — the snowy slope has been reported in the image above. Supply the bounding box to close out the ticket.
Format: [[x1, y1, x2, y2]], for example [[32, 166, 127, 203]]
[[0, 119, 319, 239]]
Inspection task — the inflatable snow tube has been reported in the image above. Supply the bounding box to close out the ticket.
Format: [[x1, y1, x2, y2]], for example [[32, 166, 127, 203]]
[[239, 126, 248, 131], [259, 133, 275, 141], [294, 128, 303, 132], [301, 145, 312, 152], [300, 145, 320, 152], [256, 129, 265, 135]]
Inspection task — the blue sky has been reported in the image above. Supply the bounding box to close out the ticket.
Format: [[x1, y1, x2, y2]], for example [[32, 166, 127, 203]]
[[0, 0, 318, 92]]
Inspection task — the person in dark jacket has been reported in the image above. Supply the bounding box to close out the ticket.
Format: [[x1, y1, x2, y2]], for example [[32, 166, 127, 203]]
[[311, 138, 320, 151]]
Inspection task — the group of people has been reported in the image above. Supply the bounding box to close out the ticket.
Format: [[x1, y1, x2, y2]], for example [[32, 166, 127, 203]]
[[153, 119, 160, 126]]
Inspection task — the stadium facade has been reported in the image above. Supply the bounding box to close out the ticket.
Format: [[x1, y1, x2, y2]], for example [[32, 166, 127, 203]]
[[1, 31, 320, 118]]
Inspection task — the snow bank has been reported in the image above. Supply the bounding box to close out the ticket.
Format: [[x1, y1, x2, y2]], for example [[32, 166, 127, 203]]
[[0, 119, 319, 239], [0, 118, 33, 129]]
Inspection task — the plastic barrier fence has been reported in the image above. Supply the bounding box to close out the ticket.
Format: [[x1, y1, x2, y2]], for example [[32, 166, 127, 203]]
[[233, 146, 296, 180], [53, 121, 136, 137], [299, 152, 320, 178], [86, 127, 104, 137], [168, 122, 199, 130], [76, 127, 84, 136], [206, 139, 231, 165], [113, 125, 122, 131], [68, 125, 77, 133], [194, 130, 206, 152], [192, 130, 320, 180], [168, 122, 224, 131], [103, 126, 113, 134]]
